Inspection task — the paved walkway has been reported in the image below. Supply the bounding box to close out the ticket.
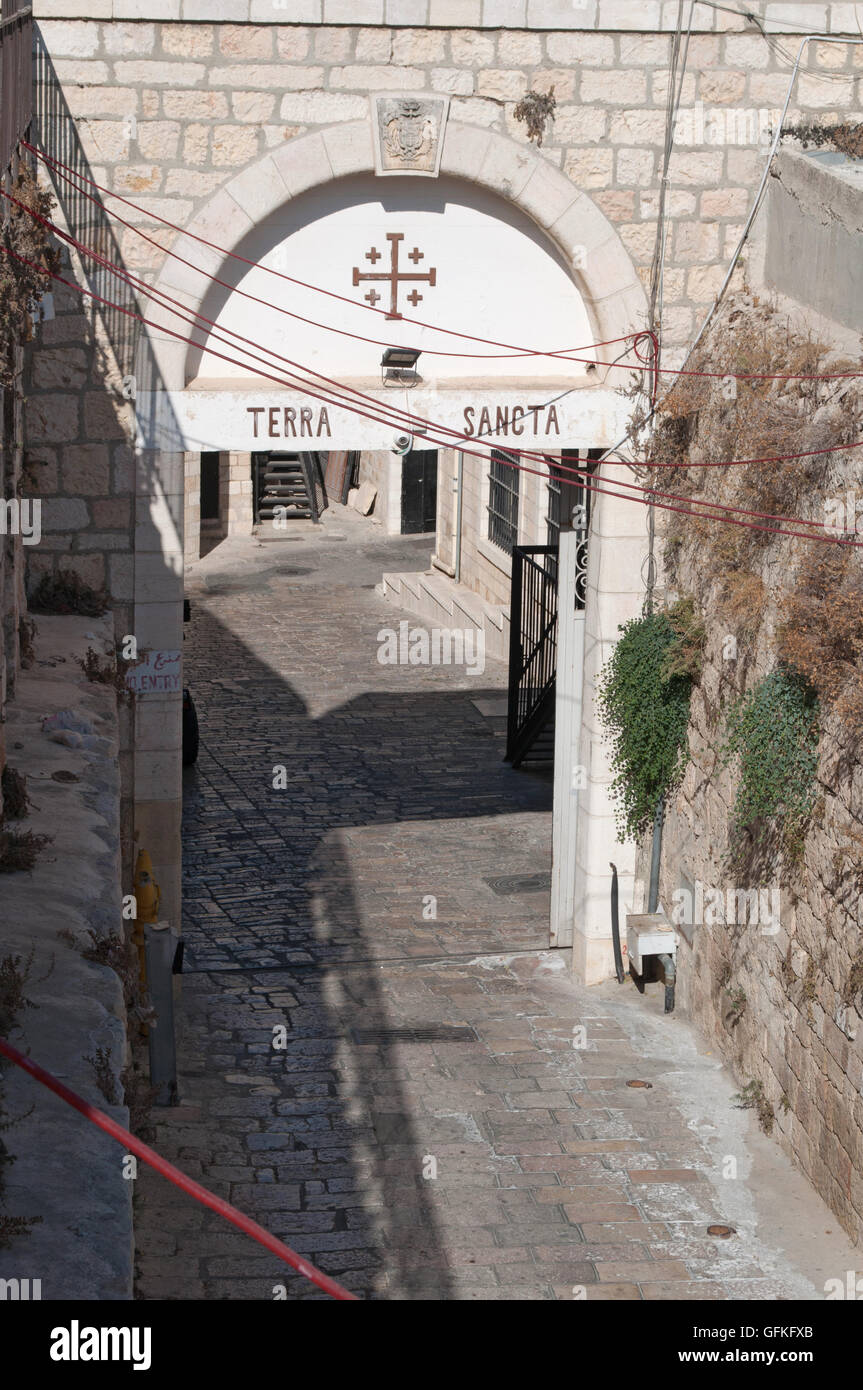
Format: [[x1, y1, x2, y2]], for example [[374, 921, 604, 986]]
[[134, 509, 858, 1301]]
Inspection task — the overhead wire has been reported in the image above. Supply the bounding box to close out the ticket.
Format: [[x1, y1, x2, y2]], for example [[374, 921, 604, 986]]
[[3, 237, 859, 552], [11, 184, 861, 478]]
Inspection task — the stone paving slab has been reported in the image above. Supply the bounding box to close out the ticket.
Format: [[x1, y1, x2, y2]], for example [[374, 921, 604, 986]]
[[134, 519, 859, 1300]]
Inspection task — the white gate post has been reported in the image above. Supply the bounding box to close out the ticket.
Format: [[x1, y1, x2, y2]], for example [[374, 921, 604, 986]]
[[550, 528, 586, 948]]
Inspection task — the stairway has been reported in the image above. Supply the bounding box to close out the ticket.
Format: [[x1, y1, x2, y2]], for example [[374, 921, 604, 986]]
[[253, 452, 316, 522], [513, 699, 555, 767], [378, 569, 510, 664]]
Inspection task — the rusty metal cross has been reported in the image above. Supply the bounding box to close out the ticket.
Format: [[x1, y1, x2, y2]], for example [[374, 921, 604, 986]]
[[352, 232, 436, 320]]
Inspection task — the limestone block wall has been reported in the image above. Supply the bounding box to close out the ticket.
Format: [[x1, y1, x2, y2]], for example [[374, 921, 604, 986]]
[[24, 243, 135, 622], [656, 653, 863, 1243], [357, 449, 399, 532], [0, 354, 27, 820], [31, 6, 863, 361], [639, 279, 863, 1238], [453, 446, 551, 607]]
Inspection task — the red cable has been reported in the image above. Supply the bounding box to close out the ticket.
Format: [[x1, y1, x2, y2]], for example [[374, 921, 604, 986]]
[[46, 236, 851, 538], [21, 141, 643, 366], [3, 240, 853, 547], [0, 213, 839, 536], [116, 258, 849, 534], [0, 1036, 358, 1300], [10, 188, 860, 488], [23, 140, 863, 385], [14, 187, 860, 478], [4, 242, 858, 548]]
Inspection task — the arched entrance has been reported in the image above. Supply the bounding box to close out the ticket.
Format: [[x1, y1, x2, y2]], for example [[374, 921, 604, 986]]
[[138, 119, 650, 985]]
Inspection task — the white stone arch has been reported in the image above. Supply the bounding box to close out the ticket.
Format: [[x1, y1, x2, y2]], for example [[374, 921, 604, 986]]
[[148, 119, 647, 392], [145, 120, 649, 984]]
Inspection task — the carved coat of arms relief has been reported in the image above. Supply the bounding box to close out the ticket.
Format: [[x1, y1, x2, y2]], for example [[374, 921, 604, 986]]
[[372, 95, 450, 177]]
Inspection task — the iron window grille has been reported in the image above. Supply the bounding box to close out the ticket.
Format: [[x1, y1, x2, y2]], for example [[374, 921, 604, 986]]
[[487, 449, 520, 555]]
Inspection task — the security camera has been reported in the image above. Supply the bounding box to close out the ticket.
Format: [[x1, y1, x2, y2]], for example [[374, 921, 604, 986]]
[[392, 433, 413, 456]]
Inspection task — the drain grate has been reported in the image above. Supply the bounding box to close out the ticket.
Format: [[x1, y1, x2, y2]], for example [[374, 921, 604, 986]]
[[351, 1025, 477, 1045], [485, 872, 551, 896]]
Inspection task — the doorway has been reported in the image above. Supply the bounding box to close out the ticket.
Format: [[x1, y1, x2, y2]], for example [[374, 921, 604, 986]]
[[401, 449, 438, 535]]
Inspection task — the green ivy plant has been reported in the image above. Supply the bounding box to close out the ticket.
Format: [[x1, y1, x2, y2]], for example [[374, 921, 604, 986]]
[[721, 665, 819, 847], [596, 608, 696, 842]]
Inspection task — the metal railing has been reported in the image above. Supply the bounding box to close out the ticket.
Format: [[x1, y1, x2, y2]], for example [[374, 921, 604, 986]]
[[32, 29, 139, 378], [0, 3, 32, 178], [506, 544, 558, 766]]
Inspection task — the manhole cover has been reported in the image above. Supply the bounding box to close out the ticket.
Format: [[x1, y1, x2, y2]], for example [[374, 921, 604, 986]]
[[485, 872, 551, 896], [351, 1025, 477, 1045], [51, 770, 79, 783]]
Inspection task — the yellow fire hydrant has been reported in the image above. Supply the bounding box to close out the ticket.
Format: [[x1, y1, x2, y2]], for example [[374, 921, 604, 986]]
[[132, 848, 161, 989]]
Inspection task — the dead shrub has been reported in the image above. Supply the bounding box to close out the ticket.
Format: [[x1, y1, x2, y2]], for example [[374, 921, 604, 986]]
[[1, 767, 30, 821], [0, 948, 36, 1039], [83, 1046, 120, 1106], [513, 88, 557, 146], [30, 571, 108, 617], [778, 543, 863, 745], [0, 829, 51, 873], [0, 165, 60, 386], [716, 570, 767, 645], [785, 120, 863, 160], [78, 647, 116, 684]]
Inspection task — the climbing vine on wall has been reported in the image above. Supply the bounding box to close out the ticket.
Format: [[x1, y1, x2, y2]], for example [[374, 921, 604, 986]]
[[721, 665, 820, 852], [596, 603, 699, 842]]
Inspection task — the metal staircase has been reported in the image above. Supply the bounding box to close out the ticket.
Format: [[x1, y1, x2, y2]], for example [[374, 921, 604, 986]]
[[252, 451, 322, 523]]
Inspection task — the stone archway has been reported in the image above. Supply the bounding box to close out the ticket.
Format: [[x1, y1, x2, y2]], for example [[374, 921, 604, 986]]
[[142, 119, 650, 985], [147, 118, 646, 394]]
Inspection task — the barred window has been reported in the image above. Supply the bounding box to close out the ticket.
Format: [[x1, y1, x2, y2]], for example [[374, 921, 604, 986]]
[[487, 450, 519, 555]]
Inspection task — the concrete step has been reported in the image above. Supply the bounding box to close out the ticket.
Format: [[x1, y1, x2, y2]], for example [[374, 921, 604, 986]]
[[379, 567, 511, 666], [418, 572, 456, 622]]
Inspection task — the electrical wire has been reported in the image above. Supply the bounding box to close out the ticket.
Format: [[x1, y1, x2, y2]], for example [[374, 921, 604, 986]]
[[4, 239, 859, 551], [21, 142, 863, 385], [8, 208, 861, 508], [0, 1036, 357, 1301], [21, 193, 861, 478], [20, 140, 639, 367]]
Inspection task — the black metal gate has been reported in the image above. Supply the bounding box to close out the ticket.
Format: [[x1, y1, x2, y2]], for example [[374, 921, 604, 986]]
[[401, 449, 438, 534], [505, 545, 558, 767]]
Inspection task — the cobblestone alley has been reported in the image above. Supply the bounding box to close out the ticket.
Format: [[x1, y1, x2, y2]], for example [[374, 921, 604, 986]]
[[134, 510, 857, 1301]]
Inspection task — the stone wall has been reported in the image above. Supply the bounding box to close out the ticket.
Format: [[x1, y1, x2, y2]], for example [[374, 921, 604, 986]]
[[32, 11, 863, 361], [0, 353, 26, 821], [659, 650, 863, 1242], [641, 288, 863, 1241], [0, 612, 133, 1299], [24, 243, 135, 621]]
